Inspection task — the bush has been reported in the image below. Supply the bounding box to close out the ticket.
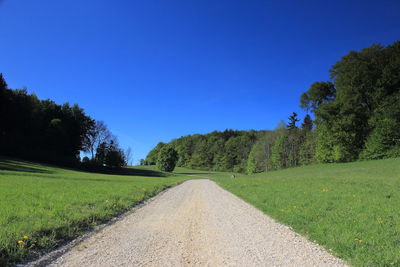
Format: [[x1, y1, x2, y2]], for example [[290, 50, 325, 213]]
[[156, 146, 178, 172]]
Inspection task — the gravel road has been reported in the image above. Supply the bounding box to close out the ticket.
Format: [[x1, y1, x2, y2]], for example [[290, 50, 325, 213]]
[[48, 180, 347, 267]]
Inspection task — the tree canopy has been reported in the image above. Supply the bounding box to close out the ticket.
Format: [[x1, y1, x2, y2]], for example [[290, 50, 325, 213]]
[[146, 40, 400, 173], [0, 74, 128, 169]]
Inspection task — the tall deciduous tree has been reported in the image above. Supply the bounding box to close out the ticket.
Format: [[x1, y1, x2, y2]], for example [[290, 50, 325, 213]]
[[300, 81, 336, 112], [125, 147, 133, 166], [83, 120, 111, 159], [301, 41, 400, 162]]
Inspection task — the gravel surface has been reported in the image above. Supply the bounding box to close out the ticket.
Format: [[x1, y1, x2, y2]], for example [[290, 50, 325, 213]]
[[47, 179, 348, 267]]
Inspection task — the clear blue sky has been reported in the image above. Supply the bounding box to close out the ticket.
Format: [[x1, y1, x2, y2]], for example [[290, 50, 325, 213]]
[[1, 0, 399, 164]]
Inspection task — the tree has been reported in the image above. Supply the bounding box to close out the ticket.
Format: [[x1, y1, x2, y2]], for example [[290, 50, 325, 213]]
[[300, 41, 400, 162], [299, 131, 316, 165], [300, 81, 336, 112], [105, 149, 126, 169], [95, 142, 108, 164], [301, 115, 313, 132], [287, 112, 299, 130], [125, 147, 133, 166], [146, 142, 165, 165], [156, 145, 178, 172], [83, 120, 111, 159], [270, 132, 287, 170], [0, 73, 7, 91]]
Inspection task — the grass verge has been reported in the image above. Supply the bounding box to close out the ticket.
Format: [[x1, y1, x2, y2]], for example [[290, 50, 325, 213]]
[[212, 158, 400, 266], [0, 158, 188, 265]]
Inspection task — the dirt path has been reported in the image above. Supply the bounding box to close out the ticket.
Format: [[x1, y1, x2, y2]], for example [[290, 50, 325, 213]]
[[47, 180, 347, 267]]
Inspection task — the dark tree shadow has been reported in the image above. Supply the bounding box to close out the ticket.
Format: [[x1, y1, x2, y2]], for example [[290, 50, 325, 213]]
[[0, 157, 167, 178], [114, 167, 167, 177], [89, 167, 167, 177], [176, 172, 211, 176], [0, 159, 53, 174]]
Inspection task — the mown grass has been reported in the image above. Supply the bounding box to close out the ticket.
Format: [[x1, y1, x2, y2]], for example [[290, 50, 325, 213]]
[[0, 158, 188, 265], [212, 158, 400, 266]]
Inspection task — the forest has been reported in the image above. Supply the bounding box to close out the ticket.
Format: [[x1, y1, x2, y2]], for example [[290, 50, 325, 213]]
[[0, 75, 128, 169], [145, 41, 400, 173]]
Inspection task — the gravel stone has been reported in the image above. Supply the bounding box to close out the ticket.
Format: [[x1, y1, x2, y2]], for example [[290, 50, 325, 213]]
[[47, 179, 348, 267]]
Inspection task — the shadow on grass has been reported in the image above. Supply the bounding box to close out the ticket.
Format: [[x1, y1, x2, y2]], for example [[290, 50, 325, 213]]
[[0, 159, 53, 174], [82, 167, 167, 178], [176, 172, 211, 176], [0, 157, 166, 178]]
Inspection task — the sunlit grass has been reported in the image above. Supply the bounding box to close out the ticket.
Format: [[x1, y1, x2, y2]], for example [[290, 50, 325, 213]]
[[213, 158, 400, 266], [0, 158, 187, 265]]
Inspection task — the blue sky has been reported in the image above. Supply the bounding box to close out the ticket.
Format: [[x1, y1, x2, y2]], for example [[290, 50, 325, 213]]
[[1, 0, 399, 163]]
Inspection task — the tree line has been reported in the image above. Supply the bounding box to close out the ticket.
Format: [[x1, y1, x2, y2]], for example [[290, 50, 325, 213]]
[[144, 41, 400, 174], [0, 74, 131, 169]]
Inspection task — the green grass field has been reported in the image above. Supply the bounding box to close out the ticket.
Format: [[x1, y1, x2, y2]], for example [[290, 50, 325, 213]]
[[0, 158, 188, 265], [212, 158, 400, 266], [2, 158, 400, 266]]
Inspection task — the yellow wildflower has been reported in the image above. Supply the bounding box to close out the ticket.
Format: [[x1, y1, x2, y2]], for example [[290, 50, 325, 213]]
[[322, 188, 329, 192], [23, 235, 29, 240], [18, 240, 24, 244]]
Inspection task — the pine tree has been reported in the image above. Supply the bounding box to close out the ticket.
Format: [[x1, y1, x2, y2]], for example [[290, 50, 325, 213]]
[[287, 112, 299, 130]]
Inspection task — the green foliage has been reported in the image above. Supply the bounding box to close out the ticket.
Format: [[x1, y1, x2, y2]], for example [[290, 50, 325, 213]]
[[147, 41, 400, 172], [145, 142, 165, 165], [0, 158, 187, 265], [361, 93, 400, 160], [149, 130, 258, 173], [315, 126, 336, 163], [299, 131, 316, 165], [156, 145, 178, 172], [301, 114, 313, 132], [301, 41, 400, 162], [270, 132, 287, 170], [360, 118, 400, 159], [246, 131, 281, 174], [270, 126, 304, 170], [214, 158, 400, 266], [300, 81, 335, 112], [245, 149, 257, 174], [150, 125, 313, 174]]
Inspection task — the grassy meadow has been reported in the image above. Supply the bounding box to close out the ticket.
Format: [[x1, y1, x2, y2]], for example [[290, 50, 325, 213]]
[[211, 158, 400, 266], [0, 158, 188, 265], [2, 157, 400, 266]]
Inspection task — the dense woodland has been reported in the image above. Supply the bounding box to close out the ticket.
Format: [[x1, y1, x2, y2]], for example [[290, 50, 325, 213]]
[[0, 75, 128, 169], [145, 41, 400, 173]]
